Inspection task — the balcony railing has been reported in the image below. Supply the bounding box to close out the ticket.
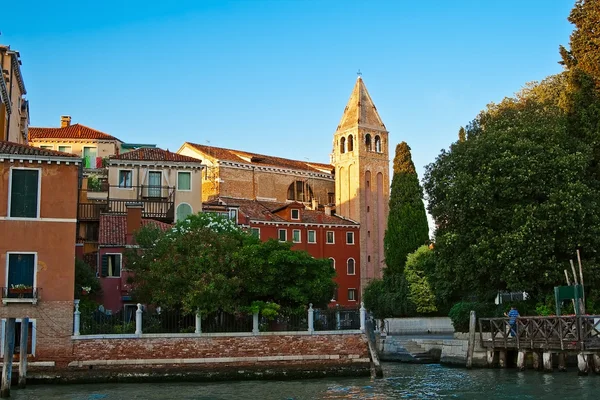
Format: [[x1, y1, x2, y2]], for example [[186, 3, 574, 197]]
[[2, 287, 41, 304]]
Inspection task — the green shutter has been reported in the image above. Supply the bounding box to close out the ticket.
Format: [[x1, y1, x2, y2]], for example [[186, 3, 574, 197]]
[[10, 169, 39, 218], [114, 255, 121, 277], [101, 255, 108, 277]]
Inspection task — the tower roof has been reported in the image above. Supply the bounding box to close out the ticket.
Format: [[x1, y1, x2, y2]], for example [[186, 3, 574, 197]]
[[336, 77, 386, 133]]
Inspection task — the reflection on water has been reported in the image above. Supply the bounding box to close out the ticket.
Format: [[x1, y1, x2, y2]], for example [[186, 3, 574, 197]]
[[11, 363, 600, 399]]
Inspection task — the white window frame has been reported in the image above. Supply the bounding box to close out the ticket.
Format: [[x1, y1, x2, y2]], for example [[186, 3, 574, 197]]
[[228, 208, 238, 223], [278, 229, 287, 242], [8, 167, 42, 220], [308, 230, 316, 244], [348, 288, 357, 302], [329, 257, 335, 270], [292, 229, 301, 243], [57, 145, 72, 153], [347, 258, 356, 275], [346, 231, 355, 245], [291, 209, 300, 220], [103, 253, 123, 278], [251, 227, 260, 239], [4, 252, 38, 304], [1, 318, 37, 356], [118, 169, 134, 189], [177, 171, 192, 191], [326, 231, 335, 244]]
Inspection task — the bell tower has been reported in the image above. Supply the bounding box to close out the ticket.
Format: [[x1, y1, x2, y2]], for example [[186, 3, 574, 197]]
[[331, 76, 390, 290]]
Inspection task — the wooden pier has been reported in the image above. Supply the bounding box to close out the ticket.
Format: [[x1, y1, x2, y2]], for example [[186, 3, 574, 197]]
[[479, 316, 600, 374]]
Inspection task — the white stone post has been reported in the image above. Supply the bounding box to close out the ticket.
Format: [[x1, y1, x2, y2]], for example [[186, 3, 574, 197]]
[[135, 303, 143, 335], [252, 311, 259, 335], [359, 302, 366, 332], [308, 303, 314, 334], [336, 307, 341, 330], [73, 299, 81, 336], [195, 310, 202, 334]]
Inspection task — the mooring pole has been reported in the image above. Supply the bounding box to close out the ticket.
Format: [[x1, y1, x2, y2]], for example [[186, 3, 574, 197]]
[[466, 311, 476, 369], [1, 318, 16, 398], [18, 317, 29, 389]]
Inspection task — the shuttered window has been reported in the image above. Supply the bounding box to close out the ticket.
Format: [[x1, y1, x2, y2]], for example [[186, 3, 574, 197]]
[[100, 254, 121, 277], [177, 172, 191, 191], [10, 169, 39, 218]]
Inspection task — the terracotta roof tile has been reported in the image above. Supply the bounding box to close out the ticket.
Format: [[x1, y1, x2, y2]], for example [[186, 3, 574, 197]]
[[0, 140, 80, 158], [99, 214, 172, 246], [111, 147, 202, 163], [29, 124, 120, 141], [185, 143, 333, 175]]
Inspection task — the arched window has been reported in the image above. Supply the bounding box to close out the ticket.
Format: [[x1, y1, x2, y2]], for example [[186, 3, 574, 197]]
[[340, 137, 346, 154], [347, 258, 355, 275], [348, 135, 354, 152], [365, 134, 372, 151], [287, 180, 314, 202], [176, 203, 193, 222], [329, 257, 335, 270], [374, 135, 381, 152]]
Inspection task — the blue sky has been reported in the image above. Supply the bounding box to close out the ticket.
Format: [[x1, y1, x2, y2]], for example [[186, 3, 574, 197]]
[[2, 0, 573, 180]]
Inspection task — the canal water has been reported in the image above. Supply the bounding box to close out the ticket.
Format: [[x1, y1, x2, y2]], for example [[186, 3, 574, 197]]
[[11, 363, 600, 399]]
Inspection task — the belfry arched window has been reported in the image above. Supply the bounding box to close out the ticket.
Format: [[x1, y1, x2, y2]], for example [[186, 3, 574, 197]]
[[348, 135, 354, 152], [365, 134, 372, 151], [374, 135, 381, 153], [287, 180, 314, 202], [340, 137, 346, 154]]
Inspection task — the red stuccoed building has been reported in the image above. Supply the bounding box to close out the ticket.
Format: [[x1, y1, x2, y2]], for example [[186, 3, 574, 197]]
[[204, 197, 361, 306]]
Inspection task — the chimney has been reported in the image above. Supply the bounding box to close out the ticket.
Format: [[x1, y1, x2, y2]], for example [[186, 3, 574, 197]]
[[311, 198, 318, 210], [324, 206, 332, 216], [126, 203, 144, 245], [61, 115, 71, 128]]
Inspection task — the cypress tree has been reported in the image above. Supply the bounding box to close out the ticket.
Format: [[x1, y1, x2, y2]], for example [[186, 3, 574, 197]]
[[383, 142, 429, 275]]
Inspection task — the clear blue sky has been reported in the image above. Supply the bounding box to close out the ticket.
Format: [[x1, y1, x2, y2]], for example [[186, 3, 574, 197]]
[[2, 0, 573, 180]]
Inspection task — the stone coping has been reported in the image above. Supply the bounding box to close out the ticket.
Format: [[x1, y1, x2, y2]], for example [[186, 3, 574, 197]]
[[71, 330, 363, 340]]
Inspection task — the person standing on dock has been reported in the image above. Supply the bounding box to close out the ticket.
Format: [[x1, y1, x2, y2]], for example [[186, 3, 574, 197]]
[[505, 306, 520, 337]]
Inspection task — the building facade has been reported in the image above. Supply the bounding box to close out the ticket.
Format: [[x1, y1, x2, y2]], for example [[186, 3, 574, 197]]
[[0, 45, 28, 145], [0, 141, 79, 360], [204, 197, 361, 306]]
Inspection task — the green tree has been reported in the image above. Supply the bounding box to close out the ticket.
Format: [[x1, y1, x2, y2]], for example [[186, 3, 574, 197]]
[[74, 258, 102, 299], [363, 274, 415, 319], [458, 127, 466, 142], [404, 245, 437, 313], [383, 142, 430, 275]]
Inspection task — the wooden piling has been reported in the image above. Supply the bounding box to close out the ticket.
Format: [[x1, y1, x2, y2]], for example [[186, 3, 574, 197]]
[[466, 310, 476, 369], [543, 351, 553, 372], [558, 353, 567, 372], [498, 350, 507, 368], [18, 317, 29, 389], [517, 350, 526, 371], [1, 318, 16, 398], [577, 353, 589, 375], [532, 351, 541, 370], [593, 354, 600, 374], [486, 350, 497, 368]]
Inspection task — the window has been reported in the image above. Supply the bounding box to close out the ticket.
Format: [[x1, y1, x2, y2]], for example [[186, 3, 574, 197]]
[[118, 170, 132, 188], [347, 258, 356, 275], [327, 193, 334, 205], [292, 229, 301, 243], [228, 208, 238, 223], [340, 137, 346, 154], [83, 147, 97, 169], [177, 171, 191, 191], [278, 229, 287, 242], [40, 145, 53, 150], [348, 288, 357, 301], [365, 134, 372, 151], [101, 254, 121, 277], [368, 255, 371, 262], [287, 181, 313, 202], [251, 227, 260, 238], [58, 145, 71, 153], [6, 253, 35, 298], [348, 135, 354, 151], [1, 319, 36, 357], [329, 257, 335, 270], [332, 287, 338, 302], [147, 171, 162, 197], [10, 168, 40, 218], [176, 203, 193, 222], [326, 231, 334, 244], [308, 230, 316, 243], [346, 232, 355, 244], [291, 209, 300, 220], [375, 135, 382, 152]]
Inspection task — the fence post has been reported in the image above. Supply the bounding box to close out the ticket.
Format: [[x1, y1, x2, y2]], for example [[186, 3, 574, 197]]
[[18, 317, 29, 389], [73, 299, 81, 336], [195, 310, 202, 334], [360, 302, 366, 332], [466, 310, 476, 369], [252, 311, 259, 335], [135, 303, 143, 335], [336, 306, 340, 330], [308, 304, 314, 334]]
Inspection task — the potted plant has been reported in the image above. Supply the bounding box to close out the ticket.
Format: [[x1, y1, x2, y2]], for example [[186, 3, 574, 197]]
[[9, 284, 33, 297], [81, 286, 92, 296]]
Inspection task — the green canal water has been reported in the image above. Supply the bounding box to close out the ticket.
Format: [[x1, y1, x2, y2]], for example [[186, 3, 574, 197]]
[[10, 363, 600, 399]]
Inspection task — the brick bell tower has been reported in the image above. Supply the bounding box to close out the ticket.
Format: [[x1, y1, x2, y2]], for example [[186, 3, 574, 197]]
[[331, 76, 390, 291]]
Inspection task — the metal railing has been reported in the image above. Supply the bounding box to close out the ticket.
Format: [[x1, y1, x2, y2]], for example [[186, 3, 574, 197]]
[[314, 307, 360, 331]]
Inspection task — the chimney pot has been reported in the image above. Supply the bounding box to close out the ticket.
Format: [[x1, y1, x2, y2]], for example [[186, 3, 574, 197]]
[[61, 115, 71, 128], [324, 206, 332, 216]]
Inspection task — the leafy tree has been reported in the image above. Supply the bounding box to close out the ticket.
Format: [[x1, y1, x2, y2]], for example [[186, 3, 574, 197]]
[[74, 258, 101, 298], [404, 245, 437, 313], [458, 127, 466, 142], [363, 274, 415, 319], [383, 142, 429, 275], [125, 213, 335, 315]]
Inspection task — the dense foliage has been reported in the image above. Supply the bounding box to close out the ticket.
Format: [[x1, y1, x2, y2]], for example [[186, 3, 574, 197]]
[[362, 274, 414, 319], [404, 246, 437, 313], [74, 258, 101, 299], [125, 213, 335, 315]]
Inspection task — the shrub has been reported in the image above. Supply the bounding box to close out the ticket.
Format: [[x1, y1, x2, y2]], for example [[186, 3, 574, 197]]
[[448, 301, 498, 332]]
